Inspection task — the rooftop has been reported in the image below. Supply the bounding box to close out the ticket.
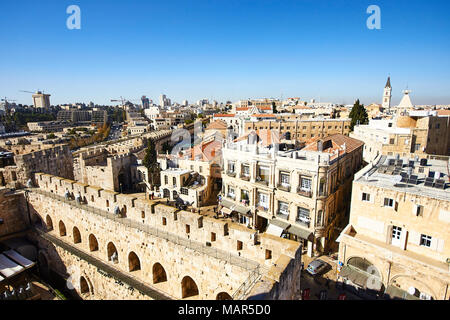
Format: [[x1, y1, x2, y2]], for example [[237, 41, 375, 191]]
[[355, 154, 450, 201]]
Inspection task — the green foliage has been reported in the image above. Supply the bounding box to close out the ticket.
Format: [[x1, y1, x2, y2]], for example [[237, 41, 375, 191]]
[[161, 141, 172, 154], [197, 113, 204, 118], [272, 102, 278, 114], [349, 99, 368, 131], [47, 133, 56, 139]]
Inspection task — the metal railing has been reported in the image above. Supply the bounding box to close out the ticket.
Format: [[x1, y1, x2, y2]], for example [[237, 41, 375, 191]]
[[231, 266, 262, 300], [29, 188, 262, 272]]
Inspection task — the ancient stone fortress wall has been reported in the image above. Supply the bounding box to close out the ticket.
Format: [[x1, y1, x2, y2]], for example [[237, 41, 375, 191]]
[[0, 188, 29, 239], [0, 144, 73, 188], [28, 173, 302, 300]]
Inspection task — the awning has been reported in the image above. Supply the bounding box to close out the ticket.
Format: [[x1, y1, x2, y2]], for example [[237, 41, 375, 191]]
[[220, 199, 235, 209], [270, 219, 290, 230], [339, 265, 382, 291], [233, 204, 251, 216], [221, 207, 232, 215], [384, 285, 420, 300], [266, 224, 285, 237], [286, 225, 314, 241], [0, 254, 24, 278], [4, 250, 35, 268]]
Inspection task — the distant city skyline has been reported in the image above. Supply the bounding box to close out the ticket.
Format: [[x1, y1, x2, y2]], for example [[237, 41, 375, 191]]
[[1, 0, 450, 106]]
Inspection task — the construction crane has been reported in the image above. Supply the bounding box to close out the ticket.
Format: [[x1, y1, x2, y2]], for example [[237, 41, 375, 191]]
[[20, 89, 46, 94]]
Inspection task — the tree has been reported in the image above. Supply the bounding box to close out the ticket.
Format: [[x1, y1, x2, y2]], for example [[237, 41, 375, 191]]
[[142, 139, 159, 190], [272, 102, 278, 114], [349, 99, 368, 131]]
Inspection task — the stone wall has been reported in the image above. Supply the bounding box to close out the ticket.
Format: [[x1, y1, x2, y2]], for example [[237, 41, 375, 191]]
[[0, 189, 29, 239]]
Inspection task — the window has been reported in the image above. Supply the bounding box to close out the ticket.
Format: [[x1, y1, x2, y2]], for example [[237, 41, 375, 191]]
[[164, 175, 168, 184], [362, 193, 371, 202], [185, 224, 190, 234], [141, 211, 145, 219], [297, 207, 310, 224], [227, 186, 235, 199], [242, 165, 250, 177], [280, 172, 290, 186], [278, 201, 289, 218], [162, 217, 167, 225], [300, 177, 311, 191], [181, 188, 188, 195], [258, 166, 270, 182], [199, 166, 203, 173], [414, 205, 424, 217], [211, 232, 216, 242], [265, 249, 272, 260], [389, 138, 395, 145], [228, 161, 235, 173], [384, 198, 394, 208], [237, 240, 243, 251], [172, 177, 176, 186], [258, 192, 269, 209], [414, 144, 421, 151], [391, 226, 402, 246], [420, 234, 432, 247]]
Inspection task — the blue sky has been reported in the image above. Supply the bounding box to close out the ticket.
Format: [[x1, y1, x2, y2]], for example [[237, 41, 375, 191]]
[[1, 0, 449, 106]]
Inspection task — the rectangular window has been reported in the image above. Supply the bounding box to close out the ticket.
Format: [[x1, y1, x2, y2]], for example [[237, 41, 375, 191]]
[[415, 205, 424, 217], [164, 175, 168, 184], [389, 138, 395, 144], [172, 177, 176, 186], [228, 161, 235, 173], [362, 193, 371, 202], [185, 224, 190, 234], [242, 165, 250, 176], [258, 166, 270, 182], [280, 172, 290, 186], [162, 217, 167, 225], [258, 192, 269, 209], [237, 240, 243, 251], [228, 186, 235, 199], [278, 201, 289, 218], [297, 207, 310, 224], [211, 232, 216, 242], [181, 188, 188, 195], [420, 234, 432, 247], [384, 198, 394, 208], [300, 177, 312, 191], [265, 249, 272, 260]]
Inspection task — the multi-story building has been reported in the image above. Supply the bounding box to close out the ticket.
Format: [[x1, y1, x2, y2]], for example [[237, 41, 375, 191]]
[[351, 110, 450, 163], [337, 153, 450, 300], [32, 91, 51, 108], [220, 131, 364, 257], [27, 121, 72, 132]]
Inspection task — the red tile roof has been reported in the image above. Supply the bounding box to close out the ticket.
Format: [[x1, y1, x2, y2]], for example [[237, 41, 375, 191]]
[[214, 114, 235, 117]]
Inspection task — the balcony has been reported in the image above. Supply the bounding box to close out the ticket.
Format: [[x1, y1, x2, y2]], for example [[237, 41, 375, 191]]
[[226, 171, 236, 177], [297, 187, 312, 198], [255, 177, 269, 186], [227, 193, 236, 200], [295, 217, 310, 228], [240, 174, 250, 181], [277, 183, 290, 192], [257, 205, 269, 212], [276, 212, 289, 220]]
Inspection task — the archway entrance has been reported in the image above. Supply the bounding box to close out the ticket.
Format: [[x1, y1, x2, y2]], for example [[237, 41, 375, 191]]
[[128, 252, 141, 272], [216, 292, 232, 300], [181, 276, 199, 298], [153, 263, 167, 283]]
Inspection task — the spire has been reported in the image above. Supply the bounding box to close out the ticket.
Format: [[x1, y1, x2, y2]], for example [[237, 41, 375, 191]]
[[385, 76, 391, 88]]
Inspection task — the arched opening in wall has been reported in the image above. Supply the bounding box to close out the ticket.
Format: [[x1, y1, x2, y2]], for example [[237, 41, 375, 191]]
[[152, 263, 167, 284], [45, 215, 53, 231], [181, 276, 199, 298], [216, 292, 232, 300], [89, 234, 99, 252], [107, 242, 119, 264], [345, 256, 383, 297], [38, 251, 49, 279], [128, 252, 141, 272], [73, 227, 81, 244], [163, 189, 170, 198], [59, 221, 66, 236], [80, 276, 90, 296]]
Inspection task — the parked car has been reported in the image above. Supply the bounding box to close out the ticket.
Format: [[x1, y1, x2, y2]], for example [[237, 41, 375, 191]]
[[306, 259, 328, 276]]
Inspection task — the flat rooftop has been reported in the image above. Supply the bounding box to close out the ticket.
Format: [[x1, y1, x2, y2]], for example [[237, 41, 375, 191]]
[[355, 155, 450, 201]]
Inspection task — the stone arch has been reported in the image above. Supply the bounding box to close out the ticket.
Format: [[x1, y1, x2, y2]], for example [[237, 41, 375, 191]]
[[346, 256, 382, 280], [107, 242, 119, 263], [89, 234, 99, 252], [128, 251, 141, 272], [152, 263, 167, 284], [181, 276, 199, 298], [73, 226, 82, 244], [163, 188, 170, 198], [45, 215, 53, 231], [58, 220, 67, 236], [389, 274, 436, 300], [216, 292, 232, 300], [80, 276, 90, 295]]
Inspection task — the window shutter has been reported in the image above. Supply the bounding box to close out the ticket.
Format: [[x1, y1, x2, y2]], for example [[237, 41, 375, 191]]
[[437, 239, 445, 252], [400, 230, 408, 250], [430, 237, 438, 251], [409, 231, 421, 245], [412, 204, 418, 216], [394, 201, 398, 212], [386, 225, 393, 244]]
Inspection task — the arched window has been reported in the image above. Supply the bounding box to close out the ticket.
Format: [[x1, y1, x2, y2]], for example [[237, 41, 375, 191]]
[[73, 227, 81, 244], [46, 215, 53, 231], [89, 234, 99, 252], [80, 276, 90, 295], [216, 292, 232, 300], [181, 276, 199, 298], [128, 252, 141, 272], [59, 221, 66, 236], [152, 263, 167, 284], [107, 242, 119, 264]]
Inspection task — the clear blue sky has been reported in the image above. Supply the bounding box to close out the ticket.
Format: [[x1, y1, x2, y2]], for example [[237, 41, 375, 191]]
[[1, 0, 449, 106]]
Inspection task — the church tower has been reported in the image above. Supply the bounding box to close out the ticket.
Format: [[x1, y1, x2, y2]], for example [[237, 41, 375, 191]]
[[382, 76, 392, 111]]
